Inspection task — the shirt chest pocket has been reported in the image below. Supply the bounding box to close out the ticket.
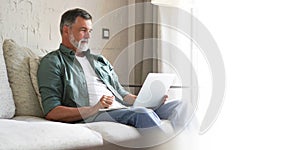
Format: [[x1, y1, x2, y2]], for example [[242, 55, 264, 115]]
[[100, 66, 113, 80]]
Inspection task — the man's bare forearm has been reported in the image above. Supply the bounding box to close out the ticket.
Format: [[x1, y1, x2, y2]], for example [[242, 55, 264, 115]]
[[45, 105, 99, 122]]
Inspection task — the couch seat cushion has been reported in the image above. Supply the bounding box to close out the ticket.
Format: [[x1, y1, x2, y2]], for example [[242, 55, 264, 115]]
[[83, 121, 141, 143], [0, 119, 103, 149], [83, 120, 174, 148]]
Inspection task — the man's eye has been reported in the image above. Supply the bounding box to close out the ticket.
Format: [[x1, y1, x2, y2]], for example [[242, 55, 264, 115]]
[[80, 29, 92, 34]]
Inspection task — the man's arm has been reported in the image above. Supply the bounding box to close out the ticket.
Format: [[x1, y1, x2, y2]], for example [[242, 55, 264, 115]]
[[46, 95, 114, 122], [45, 105, 98, 122]]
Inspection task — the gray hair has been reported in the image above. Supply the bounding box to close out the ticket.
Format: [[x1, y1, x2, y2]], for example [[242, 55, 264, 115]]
[[59, 8, 92, 35]]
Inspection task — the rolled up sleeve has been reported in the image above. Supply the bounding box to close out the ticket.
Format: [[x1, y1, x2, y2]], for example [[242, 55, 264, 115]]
[[37, 54, 63, 115]]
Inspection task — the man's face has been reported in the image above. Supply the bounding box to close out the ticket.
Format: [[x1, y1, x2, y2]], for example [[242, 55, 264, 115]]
[[68, 17, 92, 52]]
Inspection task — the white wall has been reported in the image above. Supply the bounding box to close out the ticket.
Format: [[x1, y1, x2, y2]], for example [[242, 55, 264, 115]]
[[0, 0, 90, 51], [0, 0, 155, 93], [0, 0, 133, 87], [0, 0, 130, 53]]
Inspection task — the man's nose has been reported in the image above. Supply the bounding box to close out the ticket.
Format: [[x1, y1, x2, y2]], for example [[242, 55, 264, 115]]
[[84, 31, 91, 38]]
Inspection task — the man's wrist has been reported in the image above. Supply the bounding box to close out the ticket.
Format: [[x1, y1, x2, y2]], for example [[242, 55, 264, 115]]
[[123, 94, 136, 105]]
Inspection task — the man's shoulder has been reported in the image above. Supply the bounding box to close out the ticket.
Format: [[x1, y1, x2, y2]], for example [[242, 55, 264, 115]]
[[40, 50, 62, 64], [38, 50, 63, 75]]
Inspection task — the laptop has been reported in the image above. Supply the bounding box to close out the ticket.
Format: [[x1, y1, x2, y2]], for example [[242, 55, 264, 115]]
[[99, 73, 176, 111], [133, 73, 176, 109]]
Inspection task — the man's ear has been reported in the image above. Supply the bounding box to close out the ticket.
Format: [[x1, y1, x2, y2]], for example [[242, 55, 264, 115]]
[[63, 25, 69, 35]]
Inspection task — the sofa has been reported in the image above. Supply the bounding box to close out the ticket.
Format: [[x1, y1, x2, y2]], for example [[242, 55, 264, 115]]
[[0, 39, 179, 149]]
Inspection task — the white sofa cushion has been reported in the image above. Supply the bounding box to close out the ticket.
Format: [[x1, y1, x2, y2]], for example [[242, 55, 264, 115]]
[[84, 120, 174, 148], [84, 121, 141, 144], [2, 39, 43, 117], [0, 52, 15, 119], [0, 119, 103, 149]]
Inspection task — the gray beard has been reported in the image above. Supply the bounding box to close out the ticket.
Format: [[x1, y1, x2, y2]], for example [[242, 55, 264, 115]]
[[69, 34, 89, 52]]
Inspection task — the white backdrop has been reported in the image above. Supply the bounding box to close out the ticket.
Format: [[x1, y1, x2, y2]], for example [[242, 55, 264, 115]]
[[189, 0, 300, 149], [1, 0, 299, 149]]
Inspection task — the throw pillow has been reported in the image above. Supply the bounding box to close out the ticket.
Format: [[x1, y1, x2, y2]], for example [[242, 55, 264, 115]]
[[28, 57, 44, 113], [2, 39, 44, 117], [0, 52, 15, 119]]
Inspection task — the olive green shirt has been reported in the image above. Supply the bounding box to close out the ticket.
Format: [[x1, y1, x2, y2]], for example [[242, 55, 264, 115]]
[[37, 44, 130, 115]]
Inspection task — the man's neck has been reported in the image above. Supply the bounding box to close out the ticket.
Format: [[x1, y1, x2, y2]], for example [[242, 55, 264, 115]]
[[61, 39, 77, 52], [75, 51, 85, 57]]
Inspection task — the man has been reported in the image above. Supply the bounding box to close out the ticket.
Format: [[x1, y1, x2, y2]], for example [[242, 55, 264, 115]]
[[37, 8, 182, 130]]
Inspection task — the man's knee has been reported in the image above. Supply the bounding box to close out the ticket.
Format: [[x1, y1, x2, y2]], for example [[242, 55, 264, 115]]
[[168, 99, 183, 106], [162, 99, 183, 111], [129, 107, 161, 128]]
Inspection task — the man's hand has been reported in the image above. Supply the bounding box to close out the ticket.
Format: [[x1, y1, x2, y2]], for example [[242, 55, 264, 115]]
[[123, 94, 137, 105], [162, 95, 169, 104], [98, 95, 114, 109]]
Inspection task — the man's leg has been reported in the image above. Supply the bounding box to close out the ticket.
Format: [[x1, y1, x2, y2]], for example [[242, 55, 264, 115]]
[[88, 107, 161, 129], [154, 100, 182, 119], [154, 99, 188, 131]]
